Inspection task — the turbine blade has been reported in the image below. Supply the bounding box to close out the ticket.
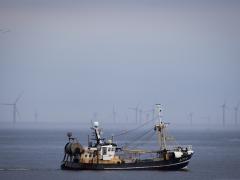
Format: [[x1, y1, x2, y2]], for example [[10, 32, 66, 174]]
[[1, 103, 13, 106], [14, 91, 24, 104], [237, 101, 240, 108]]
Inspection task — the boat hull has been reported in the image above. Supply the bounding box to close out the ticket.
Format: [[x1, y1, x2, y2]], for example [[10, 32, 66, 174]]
[[61, 154, 192, 170]]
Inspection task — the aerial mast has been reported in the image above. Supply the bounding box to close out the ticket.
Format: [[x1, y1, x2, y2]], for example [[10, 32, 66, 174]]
[[154, 104, 167, 151], [91, 121, 103, 145]]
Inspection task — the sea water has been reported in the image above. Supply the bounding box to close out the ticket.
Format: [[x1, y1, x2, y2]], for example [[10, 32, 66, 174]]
[[0, 127, 240, 180]]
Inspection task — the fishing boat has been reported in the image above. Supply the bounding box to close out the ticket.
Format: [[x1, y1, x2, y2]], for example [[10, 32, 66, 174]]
[[61, 104, 194, 170]]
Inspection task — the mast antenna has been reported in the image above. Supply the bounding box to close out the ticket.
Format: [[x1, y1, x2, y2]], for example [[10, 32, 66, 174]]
[[154, 104, 167, 151], [156, 104, 162, 123]]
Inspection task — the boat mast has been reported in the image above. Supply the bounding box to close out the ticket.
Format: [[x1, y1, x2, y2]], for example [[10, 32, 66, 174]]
[[154, 104, 167, 151], [91, 121, 103, 145]]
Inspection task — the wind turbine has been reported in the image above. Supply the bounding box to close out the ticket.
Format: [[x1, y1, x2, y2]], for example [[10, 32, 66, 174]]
[[220, 101, 227, 127], [144, 105, 156, 122], [1, 93, 23, 124], [125, 113, 129, 123], [139, 109, 143, 123], [189, 112, 193, 126], [234, 102, 240, 125], [112, 104, 117, 123], [129, 104, 140, 124]]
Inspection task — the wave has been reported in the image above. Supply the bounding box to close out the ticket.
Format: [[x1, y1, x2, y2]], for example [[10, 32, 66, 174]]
[[0, 168, 29, 171]]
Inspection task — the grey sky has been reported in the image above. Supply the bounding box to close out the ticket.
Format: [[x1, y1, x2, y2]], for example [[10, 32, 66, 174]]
[[0, 0, 240, 126]]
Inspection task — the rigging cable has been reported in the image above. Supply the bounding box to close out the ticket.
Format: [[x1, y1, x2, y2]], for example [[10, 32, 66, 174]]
[[122, 127, 154, 148], [130, 130, 156, 149], [106, 115, 158, 139]]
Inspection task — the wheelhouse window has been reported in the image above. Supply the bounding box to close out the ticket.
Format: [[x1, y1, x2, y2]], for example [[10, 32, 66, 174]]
[[102, 147, 107, 155]]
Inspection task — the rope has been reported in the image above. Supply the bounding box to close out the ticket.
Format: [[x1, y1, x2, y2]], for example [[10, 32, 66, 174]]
[[123, 127, 154, 148], [130, 130, 156, 149], [106, 115, 157, 139]]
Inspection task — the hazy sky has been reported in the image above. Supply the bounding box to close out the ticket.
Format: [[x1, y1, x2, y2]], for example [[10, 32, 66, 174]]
[[0, 0, 240, 126]]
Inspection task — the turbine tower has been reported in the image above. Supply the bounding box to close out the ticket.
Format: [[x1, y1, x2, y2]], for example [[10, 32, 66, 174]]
[[139, 109, 143, 123], [129, 104, 140, 124], [234, 102, 240, 125], [221, 102, 227, 127], [1, 93, 23, 124], [189, 112, 193, 126], [112, 104, 117, 123]]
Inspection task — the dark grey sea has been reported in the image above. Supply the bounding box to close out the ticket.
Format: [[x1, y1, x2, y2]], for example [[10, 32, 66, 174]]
[[0, 127, 240, 180]]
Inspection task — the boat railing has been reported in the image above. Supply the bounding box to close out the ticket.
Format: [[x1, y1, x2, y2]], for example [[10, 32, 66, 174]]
[[167, 145, 192, 151]]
